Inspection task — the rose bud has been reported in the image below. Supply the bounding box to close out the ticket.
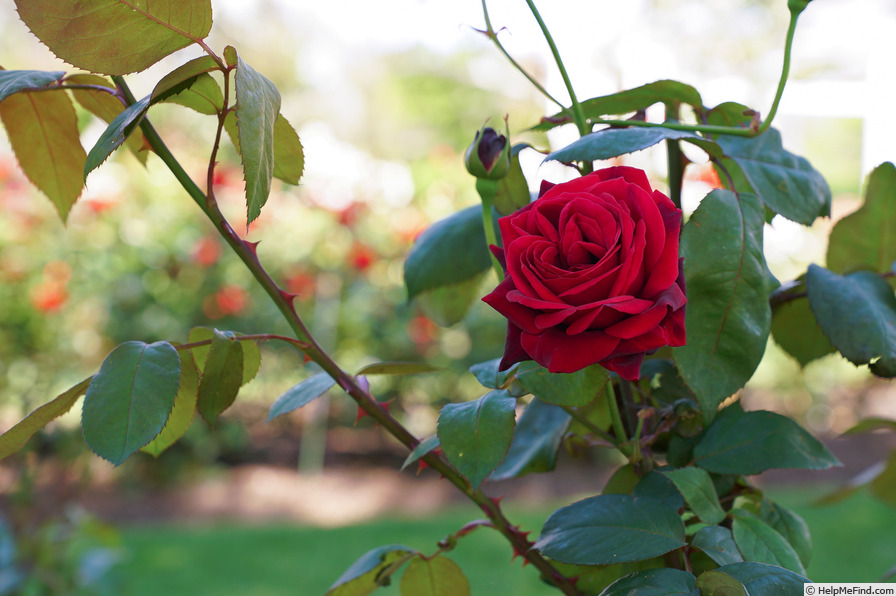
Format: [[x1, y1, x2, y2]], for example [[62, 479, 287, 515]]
[[464, 125, 510, 180], [482, 166, 687, 381]]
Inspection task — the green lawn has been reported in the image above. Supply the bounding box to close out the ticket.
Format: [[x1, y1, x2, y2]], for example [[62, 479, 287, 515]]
[[117, 490, 896, 595]]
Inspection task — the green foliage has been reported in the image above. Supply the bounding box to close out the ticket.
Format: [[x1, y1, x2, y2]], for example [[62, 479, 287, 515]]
[[534, 495, 686, 565], [827, 162, 896, 273], [266, 372, 337, 422], [0, 85, 86, 219], [715, 128, 831, 225], [81, 341, 181, 465], [437, 389, 516, 489], [14, 0, 213, 76], [400, 556, 471, 596], [2, 0, 894, 594], [674, 190, 771, 421], [326, 545, 414, 596], [693, 403, 839, 475]]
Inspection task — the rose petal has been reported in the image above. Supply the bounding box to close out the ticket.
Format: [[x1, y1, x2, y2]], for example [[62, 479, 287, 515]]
[[482, 278, 541, 334], [520, 327, 619, 374], [498, 321, 530, 371]]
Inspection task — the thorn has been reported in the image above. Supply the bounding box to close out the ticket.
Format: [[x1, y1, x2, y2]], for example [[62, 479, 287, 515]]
[[279, 289, 300, 304], [415, 459, 431, 474], [354, 398, 393, 425], [243, 240, 261, 258]]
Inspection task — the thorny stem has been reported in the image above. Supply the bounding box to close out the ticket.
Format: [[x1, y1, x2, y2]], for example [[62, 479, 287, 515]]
[[112, 76, 583, 596]]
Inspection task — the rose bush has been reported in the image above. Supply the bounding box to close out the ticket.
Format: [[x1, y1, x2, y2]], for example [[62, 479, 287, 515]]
[[482, 166, 686, 379]]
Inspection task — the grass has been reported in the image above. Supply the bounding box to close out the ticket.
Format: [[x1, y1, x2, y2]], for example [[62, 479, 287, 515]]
[[116, 490, 896, 595]]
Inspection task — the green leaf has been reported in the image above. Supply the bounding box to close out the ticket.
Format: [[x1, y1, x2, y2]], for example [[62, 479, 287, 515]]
[[187, 327, 258, 386], [693, 403, 839, 475], [399, 555, 470, 596], [196, 330, 244, 425], [151, 56, 221, 103], [701, 562, 810, 595], [599, 568, 698, 596], [355, 362, 441, 376], [759, 499, 812, 569], [66, 74, 147, 163], [272, 114, 304, 185], [534, 495, 686, 565], [845, 417, 896, 435], [404, 205, 494, 300], [82, 341, 180, 465], [633, 471, 685, 512], [550, 559, 666, 596], [400, 435, 440, 472], [15, 0, 213, 76], [0, 377, 91, 460], [705, 102, 756, 129], [326, 545, 415, 596], [544, 127, 719, 164], [141, 350, 200, 457], [660, 467, 726, 524], [469, 358, 517, 390], [828, 162, 896, 274], [674, 190, 771, 422], [162, 72, 223, 115], [771, 294, 836, 367], [0, 69, 64, 102], [223, 111, 303, 185], [0, 88, 86, 220], [730, 510, 806, 575], [84, 95, 151, 177], [535, 80, 703, 131], [806, 265, 896, 368], [437, 390, 516, 489], [515, 361, 608, 407], [226, 46, 281, 223], [695, 569, 747, 596], [266, 372, 336, 422], [715, 128, 831, 225], [691, 526, 744, 567], [414, 275, 485, 327], [490, 398, 571, 480]]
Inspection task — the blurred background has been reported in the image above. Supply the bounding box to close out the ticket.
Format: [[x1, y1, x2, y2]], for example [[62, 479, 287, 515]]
[[1, 0, 895, 593]]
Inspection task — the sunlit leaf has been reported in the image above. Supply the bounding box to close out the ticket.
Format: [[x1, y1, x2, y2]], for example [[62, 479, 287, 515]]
[[828, 162, 896, 274], [326, 545, 415, 596], [0, 89, 86, 220], [534, 80, 703, 132], [225, 46, 280, 223], [0, 378, 91, 460], [15, 0, 213, 75], [355, 362, 441, 376], [141, 350, 199, 457], [545, 127, 720, 164], [82, 341, 180, 465], [399, 556, 470, 596]]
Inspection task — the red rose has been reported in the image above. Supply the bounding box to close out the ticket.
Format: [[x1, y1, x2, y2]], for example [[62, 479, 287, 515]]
[[482, 166, 686, 380]]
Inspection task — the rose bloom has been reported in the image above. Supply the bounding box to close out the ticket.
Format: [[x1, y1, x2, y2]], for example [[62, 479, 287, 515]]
[[482, 166, 686, 381]]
